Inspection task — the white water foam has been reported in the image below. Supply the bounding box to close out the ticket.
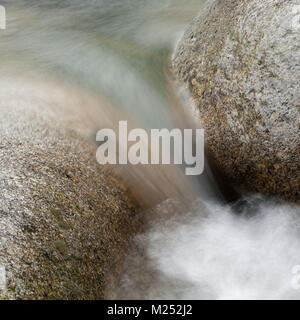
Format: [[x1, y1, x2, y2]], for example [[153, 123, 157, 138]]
[[118, 196, 300, 300]]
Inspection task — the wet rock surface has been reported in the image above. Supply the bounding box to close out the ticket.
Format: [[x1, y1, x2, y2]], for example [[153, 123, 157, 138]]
[[0, 77, 141, 299], [173, 0, 300, 201]]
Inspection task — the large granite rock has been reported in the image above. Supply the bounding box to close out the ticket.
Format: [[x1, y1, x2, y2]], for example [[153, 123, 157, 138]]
[[0, 77, 141, 299], [173, 0, 300, 201]]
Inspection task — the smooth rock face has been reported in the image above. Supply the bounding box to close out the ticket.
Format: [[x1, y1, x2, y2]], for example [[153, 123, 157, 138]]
[[0, 77, 140, 299], [173, 0, 300, 201]]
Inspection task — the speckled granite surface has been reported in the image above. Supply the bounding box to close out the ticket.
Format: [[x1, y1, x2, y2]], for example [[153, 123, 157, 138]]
[[0, 77, 141, 299], [173, 0, 300, 202]]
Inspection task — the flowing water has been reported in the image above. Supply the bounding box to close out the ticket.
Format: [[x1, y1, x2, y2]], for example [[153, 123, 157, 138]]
[[117, 196, 300, 300], [1, 0, 300, 300]]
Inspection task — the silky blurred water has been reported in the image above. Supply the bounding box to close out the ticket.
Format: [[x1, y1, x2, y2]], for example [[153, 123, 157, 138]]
[[0, 0, 205, 127], [117, 196, 300, 300], [1, 0, 300, 300]]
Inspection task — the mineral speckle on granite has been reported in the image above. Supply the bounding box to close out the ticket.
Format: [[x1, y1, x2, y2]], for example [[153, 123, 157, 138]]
[[173, 0, 300, 202], [0, 77, 141, 299]]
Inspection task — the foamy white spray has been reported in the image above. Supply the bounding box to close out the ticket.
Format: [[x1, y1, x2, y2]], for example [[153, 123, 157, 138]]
[[118, 196, 300, 300]]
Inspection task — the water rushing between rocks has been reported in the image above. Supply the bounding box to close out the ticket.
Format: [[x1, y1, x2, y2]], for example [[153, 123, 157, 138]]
[[0, 0, 299, 299]]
